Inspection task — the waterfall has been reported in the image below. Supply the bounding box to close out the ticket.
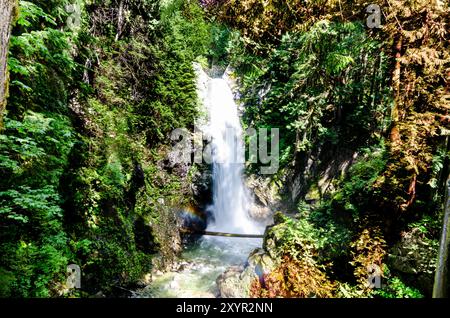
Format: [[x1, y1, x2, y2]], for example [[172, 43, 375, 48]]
[[141, 72, 263, 297], [204, 75, 261, 235]]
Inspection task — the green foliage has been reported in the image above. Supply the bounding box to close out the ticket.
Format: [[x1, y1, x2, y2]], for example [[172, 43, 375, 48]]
[[410, 214, 442, 237], [218, 0, 445, 298], [331, 143, 387, 218], [139, 0, 211, 142], [428, 146, 449, 191], [8, 1, 79, 115], [207, 23, 232, 66], [0, 240, 69, 297], [161, 0, 210, 60], [0, 111, 74, 297], [60, 0, 213, 294], [1, 0, 442, 300], [258, 214, 337, 298], [374, 276, 423, 299], [265, 214, 327, 261], [1, 0, 214, 297], [15, 1, 57, 28], [234, 20, 391, 171], [0, 112, 74, 184]]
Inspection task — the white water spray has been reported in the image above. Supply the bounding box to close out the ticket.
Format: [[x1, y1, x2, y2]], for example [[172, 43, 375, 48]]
[[205, 76, 261, 235]]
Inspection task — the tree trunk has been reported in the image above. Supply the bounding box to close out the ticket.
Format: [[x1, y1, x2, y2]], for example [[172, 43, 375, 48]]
[[115, 0, 124, 42], [433, 173, 450, 298], [389, 36, 402, 144], [0, 0, 17, 130]]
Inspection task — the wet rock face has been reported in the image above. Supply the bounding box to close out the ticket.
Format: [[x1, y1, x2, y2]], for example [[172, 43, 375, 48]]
[[288, 146, 359, 204], [133, 217, 159, 254], [388, 228, 439, 294], [191, 164, 213, 209], [145, 202, 183, 272], [246, 175, 282, 224], [247, 248, 278, 277], [163, 152, 191, 179]]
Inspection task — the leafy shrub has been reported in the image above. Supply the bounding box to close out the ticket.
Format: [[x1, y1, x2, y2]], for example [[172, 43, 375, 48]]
[[330, 143, 387, 218], [264, 213, 326, 260], [350, 228, 387, 291], [256, 213, 337, 297], [0, 111, 74, 297], [8, 1, 78, 115], [3, 0, 206, 297], [374, 277, 423, 298], [250, 255, 336, 298], [234, 20, 391, 170]]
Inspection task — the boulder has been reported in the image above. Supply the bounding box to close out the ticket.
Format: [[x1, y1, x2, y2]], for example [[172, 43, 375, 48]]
[[246, 175, 283, 224], [216, 249, 278, 298], [388, 228, 439, 294], [216, 266, 248, 298]]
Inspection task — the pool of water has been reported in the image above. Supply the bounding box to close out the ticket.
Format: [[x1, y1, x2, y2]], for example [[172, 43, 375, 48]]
[[137, 236, 262, 298]]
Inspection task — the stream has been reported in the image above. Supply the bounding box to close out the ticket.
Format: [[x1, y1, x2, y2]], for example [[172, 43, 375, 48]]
[[139, 237, 261, 298]]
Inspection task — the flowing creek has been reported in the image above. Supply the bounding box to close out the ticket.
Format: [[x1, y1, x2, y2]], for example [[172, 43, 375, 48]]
[[139, 237, 261, 298]]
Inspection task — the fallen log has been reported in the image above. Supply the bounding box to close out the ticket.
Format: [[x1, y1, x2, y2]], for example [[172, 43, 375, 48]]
[[180, 228, 264, 238]]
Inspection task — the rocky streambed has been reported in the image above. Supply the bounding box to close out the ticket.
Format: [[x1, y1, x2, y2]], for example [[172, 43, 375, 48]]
[[135, 235, 275, 298]]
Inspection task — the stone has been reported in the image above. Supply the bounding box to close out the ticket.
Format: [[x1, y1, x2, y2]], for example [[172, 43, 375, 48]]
[[169, 279, 180, 290], [191, 166, 212, 205], [216, 249, 278, 298], [216, 266, 250, 298], [91, 291, 106, 298], [245, 175, 283, 224], [142, 273, 152, 285], [388, 227, 438, 294], [247, 248, 277, 274]]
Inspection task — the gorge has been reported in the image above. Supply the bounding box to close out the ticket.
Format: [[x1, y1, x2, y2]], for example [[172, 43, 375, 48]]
[[0, 0, 448, 299]]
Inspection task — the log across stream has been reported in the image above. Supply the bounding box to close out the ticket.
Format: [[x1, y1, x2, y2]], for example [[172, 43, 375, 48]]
[[180, 228, 264, 239]]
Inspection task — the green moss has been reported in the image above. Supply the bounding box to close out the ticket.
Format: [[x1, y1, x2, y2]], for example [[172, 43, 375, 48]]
[[305, 183, 321, 201]]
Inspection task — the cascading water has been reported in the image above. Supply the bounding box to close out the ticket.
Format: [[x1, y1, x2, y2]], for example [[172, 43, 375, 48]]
[[137, 69, 263, 298], [206, 78, 261, 235]]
